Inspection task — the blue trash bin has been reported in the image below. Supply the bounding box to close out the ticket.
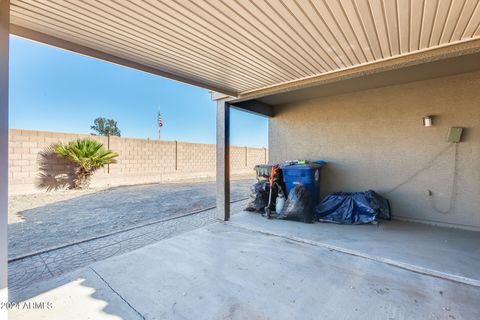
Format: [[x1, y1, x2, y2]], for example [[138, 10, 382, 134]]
[[280, 163, 323, 210]]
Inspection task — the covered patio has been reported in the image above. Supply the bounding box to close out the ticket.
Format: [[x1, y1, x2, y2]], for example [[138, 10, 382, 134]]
[[2, 0, 480, 319]]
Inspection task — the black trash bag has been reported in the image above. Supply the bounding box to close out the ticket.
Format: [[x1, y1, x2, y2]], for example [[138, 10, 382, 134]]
[[245, 181, 270, 212], [315, 190, 391, 224], [277, 185, 313, 223]]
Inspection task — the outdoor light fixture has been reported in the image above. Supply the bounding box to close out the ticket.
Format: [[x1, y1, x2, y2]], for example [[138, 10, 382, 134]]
[[423, 116, 433, 127]]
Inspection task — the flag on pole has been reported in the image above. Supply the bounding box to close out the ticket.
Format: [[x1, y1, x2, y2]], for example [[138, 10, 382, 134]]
[[157, 110, 163, 128], [157, 108, 163, 140]]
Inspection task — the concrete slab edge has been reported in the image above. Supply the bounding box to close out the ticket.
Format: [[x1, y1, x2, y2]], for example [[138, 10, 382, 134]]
[[229, 222, 480, 288]]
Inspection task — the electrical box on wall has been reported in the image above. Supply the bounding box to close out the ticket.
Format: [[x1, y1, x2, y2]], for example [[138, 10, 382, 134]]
[[447, 127, 463, 143]]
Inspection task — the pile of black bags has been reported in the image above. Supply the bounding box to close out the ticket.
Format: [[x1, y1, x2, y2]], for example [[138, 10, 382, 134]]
[[245, 181, 270, 212]]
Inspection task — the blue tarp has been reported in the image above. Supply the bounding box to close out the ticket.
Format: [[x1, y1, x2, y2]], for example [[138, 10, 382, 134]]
[[315, 190, 391, 224]]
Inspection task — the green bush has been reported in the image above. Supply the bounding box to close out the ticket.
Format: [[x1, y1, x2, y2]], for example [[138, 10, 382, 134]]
[[53, 139, 118, 189]]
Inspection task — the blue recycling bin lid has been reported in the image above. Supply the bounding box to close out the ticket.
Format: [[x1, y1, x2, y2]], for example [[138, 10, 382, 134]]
[[280, 161, 326, 170]]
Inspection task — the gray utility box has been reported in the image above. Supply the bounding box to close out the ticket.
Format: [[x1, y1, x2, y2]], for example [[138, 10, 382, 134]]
[[447, 127, 463, 143]]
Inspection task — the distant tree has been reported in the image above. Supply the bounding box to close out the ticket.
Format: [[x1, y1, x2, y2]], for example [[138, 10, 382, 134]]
[[91, 117, 121, 136]]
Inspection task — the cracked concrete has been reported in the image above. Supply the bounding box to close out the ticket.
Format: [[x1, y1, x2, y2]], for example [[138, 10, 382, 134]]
[[90, 266, 146, 320]]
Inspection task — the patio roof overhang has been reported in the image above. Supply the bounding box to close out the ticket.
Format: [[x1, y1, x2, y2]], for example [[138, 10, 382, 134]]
[[8, 0, 480, 100]]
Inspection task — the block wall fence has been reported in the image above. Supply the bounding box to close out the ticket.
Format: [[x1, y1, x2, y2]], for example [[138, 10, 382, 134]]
[[8, 129, 267, 195]]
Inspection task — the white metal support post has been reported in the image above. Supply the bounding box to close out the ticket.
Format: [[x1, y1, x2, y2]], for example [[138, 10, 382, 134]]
[[216, 100, 230, 221], [0, 0, 9, 313]]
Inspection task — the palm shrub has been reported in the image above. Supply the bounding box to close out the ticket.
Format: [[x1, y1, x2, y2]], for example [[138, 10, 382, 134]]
[[52, 139, 118, 189]]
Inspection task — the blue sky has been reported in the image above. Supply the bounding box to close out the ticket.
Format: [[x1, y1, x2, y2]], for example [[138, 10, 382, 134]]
[[9, 37, 268, 147]]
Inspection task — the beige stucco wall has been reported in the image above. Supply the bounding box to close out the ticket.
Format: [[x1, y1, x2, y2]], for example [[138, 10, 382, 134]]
[[269, 70, 480, 230], [9, 129, 267, 195]]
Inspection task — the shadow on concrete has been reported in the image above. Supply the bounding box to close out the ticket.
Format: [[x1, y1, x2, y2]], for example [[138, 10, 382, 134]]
[[9, 267, 144, 319]]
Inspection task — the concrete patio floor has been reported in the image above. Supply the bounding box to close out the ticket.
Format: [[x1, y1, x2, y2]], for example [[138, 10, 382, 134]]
[[230, 212, 480, 286], [9, 212, 480, 320]]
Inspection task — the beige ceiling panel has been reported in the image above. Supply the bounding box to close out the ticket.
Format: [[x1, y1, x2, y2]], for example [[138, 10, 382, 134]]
[[419, 0, 440, 50], [267, 1, 333, 72], [369, 0, 393, 57], [309, 0, 360, 65], [9, 0, 480, 96], [440, 0, 469, 44], [382, 0, 401, 56], [108, 0, 279, 85], [396, 0, 411, 54], [451, 0, 480, 41], [11, 2, 251, 91], [321, 0, 368, 64], [252, 0, 323, 73], [232, 0, 320, 76], [164, 0, 291, 83], [339, 0, 375, 61], [280, 0, 340, 69], [154, 0, 292, 84], [144, 0, 291, 81], [150, 0, 291, 85], [286, 1, 345, 69], [461, 1, 480, 38], [409, 0, 425, 51], [429, 0, 453, 46], [207, 0, 307, 78], [298, 1, 350, 68], [24, 0, 258, 89], [12, 14, 244, 93], [352, 0, 384, 59]]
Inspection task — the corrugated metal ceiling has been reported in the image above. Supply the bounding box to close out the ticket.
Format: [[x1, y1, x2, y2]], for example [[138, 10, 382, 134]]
[[9, 0, 480, 96]]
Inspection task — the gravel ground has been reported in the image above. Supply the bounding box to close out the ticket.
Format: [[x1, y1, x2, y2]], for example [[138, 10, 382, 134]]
[[9, 188, 105, 224], [8, 179, 254, 259]]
